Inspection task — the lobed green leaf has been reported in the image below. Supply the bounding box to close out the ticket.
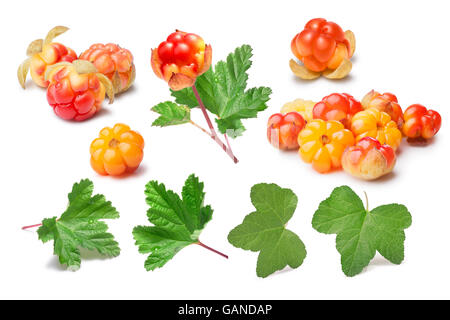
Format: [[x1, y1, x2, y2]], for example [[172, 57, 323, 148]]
[[228, 183, 306, 278], [36, 179, 120, 270], [134, 174, 216, 271], [312, 186, 412, 277], [151, 101, 191, 127]]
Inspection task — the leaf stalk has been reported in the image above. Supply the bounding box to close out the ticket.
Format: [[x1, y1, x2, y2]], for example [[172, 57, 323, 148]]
[[191, 84, 239, 164], [197, 241, 229, 259], [364, 191, 369, 212], [22, 223, 42, 230], [190, 120, 211, 137]]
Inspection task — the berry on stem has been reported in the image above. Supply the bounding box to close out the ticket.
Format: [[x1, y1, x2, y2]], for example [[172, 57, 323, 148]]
[[151, 31, 238, 163]]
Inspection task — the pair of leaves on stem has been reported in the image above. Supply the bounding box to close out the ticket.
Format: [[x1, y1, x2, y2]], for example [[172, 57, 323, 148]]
[[33, 176, 221, 271], [228, 185, 412, 278], [152, 44, 272, 138]]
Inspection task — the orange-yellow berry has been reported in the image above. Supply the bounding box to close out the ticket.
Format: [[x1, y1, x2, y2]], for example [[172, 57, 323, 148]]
[[90, 124, 144, 176], [298, 119, 355, 173], [351, 108, 402, 150]]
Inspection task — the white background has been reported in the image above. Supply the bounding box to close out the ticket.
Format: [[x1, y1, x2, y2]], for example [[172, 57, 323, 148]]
[[0, 0, 449, 300]]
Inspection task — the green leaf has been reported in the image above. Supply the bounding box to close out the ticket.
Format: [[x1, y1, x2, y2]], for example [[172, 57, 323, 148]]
[[152, 101, 191, 127], [133, 174, 216, 271], [215, 86, 272, 135], [36, 179, 120, 271], [312, 186, 412, 277], [170, 44, 271, 137], [228, 183, 307, 278], [170, 87, 197, 108], [171, 67, 218, 112]]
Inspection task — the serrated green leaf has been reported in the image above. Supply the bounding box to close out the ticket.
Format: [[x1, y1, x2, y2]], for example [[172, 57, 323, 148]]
[[133, 174, 217, 271], [212, 45, 253, 115], [228, 183, 307, 278], [151, 101, 191, 127], [132, 226, 192, 271], [216, 119, 245, 138], [170, 87, 197, 108], [170, 44, 271, 137], [182, 174, 213, 228], [171, 67, 218, 112], [215, 86, 272, 136], [36, 179, 120, 271], [312, 186, 412, 277]]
